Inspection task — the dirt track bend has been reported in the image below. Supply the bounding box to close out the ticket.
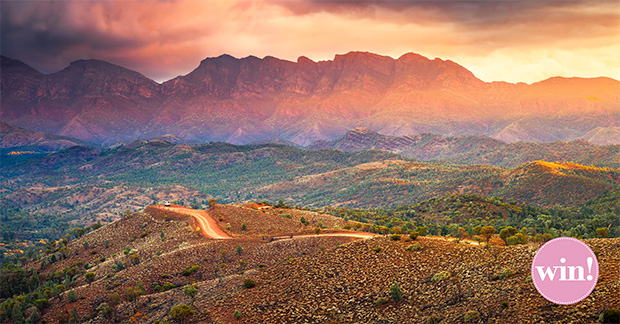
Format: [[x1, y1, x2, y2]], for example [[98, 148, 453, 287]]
[[156, 205, 232, 239]]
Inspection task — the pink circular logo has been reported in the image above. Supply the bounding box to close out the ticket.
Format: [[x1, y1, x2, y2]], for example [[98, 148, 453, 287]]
[[531, 237, 598, 305]]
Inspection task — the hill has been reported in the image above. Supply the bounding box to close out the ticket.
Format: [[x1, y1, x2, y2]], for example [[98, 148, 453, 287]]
[[1, 204, 618, 323], [256, 160, 620, 208], [309, 127, 620, 168], [2, 53, 619, 145], [0, 121, 92, 154]]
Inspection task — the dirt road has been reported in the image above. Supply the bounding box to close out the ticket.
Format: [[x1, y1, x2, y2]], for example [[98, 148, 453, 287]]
[[155, 205, 232, 239]]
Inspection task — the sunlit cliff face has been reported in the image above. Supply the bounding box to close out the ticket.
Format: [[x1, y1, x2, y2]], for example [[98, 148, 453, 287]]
[[1, 0, 618, 84]]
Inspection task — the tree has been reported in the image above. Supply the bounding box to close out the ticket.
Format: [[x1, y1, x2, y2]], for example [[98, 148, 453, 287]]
[[596, 227, 609, 238], [457, 227, 468, 242], [314, 227, 321, 235], [208, 199, 217, 209], [479, 226, 495, 247], [236, 245, 243, 256], [241, 222, 247, 231], [499, 226, 518, 243], [390, 282, 402, 302]]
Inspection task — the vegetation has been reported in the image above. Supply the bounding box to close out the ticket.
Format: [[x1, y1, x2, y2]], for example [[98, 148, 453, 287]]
[[431, 271, 451, 282], [390, 282, 402, 302], [243, 278, 256, 289], [169, 304, 194, 322]]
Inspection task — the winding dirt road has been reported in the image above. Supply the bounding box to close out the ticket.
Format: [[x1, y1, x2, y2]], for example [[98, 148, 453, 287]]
[[155, 205, 232, 239]]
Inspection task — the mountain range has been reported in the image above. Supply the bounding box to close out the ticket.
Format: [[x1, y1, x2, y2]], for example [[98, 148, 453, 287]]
[[2, 52, 619, 145]]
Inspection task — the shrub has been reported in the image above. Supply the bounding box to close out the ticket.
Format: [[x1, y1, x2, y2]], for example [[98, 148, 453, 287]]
[[464, 310, 480, 322], [236, 245, 243, 256], [241, 222, 247, 231], [280, 213, 292, 219], [491, 268, 516, 281], [525, 275, 532, 283], [506, 233, 527, 245], [375, 297, 388, 305], [390, 282, 402, 302], [34, 298, 49, 310], [373, 247, 382, 253], [599, 309, 620, 323], [406, 242, 423, 251], [130, 254, 141, 265], [182, 265, 200, 276], [234, 309, 241, 319], [431, 271, 451, 282], [162, 283, 177, 291], [243, 278, 256, 289], [85, 272, 96, 283], [169, 304, 194, 322], [109, 292, 121, 306], [67, 288, 78, 302], [183, 285, 198, 298], [314, 227, 321, 235], [390, 234, 401, 241], [225, 223, 231, 230]]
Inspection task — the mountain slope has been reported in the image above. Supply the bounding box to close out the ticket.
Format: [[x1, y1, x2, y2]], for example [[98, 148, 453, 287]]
[[0, 121, 92, 153], [2, 53, 619, 145], [310, 128, 620, 168]]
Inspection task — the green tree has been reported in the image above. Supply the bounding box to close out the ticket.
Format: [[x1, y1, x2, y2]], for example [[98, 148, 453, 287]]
[[480, 226, 495, 247], [241, 222, 247, 231], [236, 245, 243, 256], [499, 226, 518, 243]]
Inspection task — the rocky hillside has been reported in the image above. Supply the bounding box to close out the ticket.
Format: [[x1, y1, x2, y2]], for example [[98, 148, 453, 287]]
[[2, 204, 618, 324], [2, 52, 619, 145], [310, 127, 620, 168]]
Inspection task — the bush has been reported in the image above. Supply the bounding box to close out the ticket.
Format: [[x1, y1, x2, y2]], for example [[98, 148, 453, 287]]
[[491, 268, 516, 280], [409, 231, 419, 240], [406, 242, 423, 251], [390, 234, 401, 241], [234, 309, 241, 319], [34, 298, 49, 310], [390, 282, 402, 302], [506, 233, 527, 245], [85, 272, 96, 283], [375, 297, 388, 305], [183, 285, 198, 298], [464, 310, 480, 322], [243, 278, 256, 289], [169, 304, 194, 322], [182, 265, 200, 276], [431, 271, 451, 282], [373, 247, 382, 253], [162, 283, 177, 291], [241, 222, 247, 231], [67, 288, 78, 302], [599, 309, 620, 323], [280, 213, 292, 219]]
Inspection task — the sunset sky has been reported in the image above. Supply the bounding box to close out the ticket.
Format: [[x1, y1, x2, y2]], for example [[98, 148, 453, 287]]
[[1, 0, 619, 84]]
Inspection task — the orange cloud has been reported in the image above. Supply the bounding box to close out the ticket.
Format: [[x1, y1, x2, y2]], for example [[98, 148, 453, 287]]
[[1, 0, 618, 83]]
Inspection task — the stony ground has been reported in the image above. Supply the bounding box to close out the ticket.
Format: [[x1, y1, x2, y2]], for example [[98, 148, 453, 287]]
[[33, 205, 619, 324]]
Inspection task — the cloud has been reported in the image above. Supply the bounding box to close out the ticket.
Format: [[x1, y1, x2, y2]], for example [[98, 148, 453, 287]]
[[1, 0, 618, 83]]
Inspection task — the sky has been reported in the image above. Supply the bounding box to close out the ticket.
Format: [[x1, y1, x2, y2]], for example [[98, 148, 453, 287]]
[[1, 0, 619, 84]]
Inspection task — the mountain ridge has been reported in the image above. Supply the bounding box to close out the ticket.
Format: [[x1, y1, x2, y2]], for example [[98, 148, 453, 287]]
[[2, 52, 619, 145]]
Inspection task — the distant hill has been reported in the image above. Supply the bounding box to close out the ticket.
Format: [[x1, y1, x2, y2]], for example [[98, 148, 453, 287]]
[[2, 52, 619, 145], [310, 127, 620, 168], [3, 141, 618, 211], [0, 121, 92, 153]]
